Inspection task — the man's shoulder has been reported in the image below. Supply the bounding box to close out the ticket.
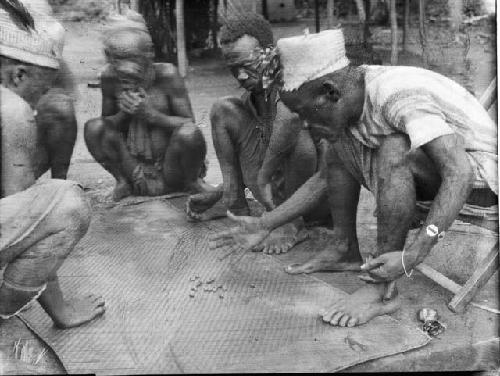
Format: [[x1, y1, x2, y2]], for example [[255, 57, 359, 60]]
[[276, 97, 301, 124]]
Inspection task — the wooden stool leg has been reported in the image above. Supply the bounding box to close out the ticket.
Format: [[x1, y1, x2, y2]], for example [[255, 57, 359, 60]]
[[448, 242, 499, 313]]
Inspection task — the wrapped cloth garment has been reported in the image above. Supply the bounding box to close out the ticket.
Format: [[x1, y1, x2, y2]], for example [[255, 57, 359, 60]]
[[131, 161, 165, 196], [127, 117, 155, 161]]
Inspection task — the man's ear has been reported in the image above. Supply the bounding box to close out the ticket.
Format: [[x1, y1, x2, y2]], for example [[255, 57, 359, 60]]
[[11, 66, 29, 87], [322, 79, 341, 103]]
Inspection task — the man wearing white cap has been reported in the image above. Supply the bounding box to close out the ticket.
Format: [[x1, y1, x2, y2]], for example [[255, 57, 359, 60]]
[[213, 29, 498, 327], [1, 0, 77, 181], [1, 0, 105, 327]]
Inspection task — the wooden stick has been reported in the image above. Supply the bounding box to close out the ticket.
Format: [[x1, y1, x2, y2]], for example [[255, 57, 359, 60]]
[[415, 263, 461, 294], [448, 243, 499, 313], [479, 77, 497, 111]]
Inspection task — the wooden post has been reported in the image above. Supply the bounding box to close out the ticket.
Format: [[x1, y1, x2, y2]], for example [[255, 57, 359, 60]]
[[390, 0, 398, 64], [251, 0, 258, 13], [353, 0, 366, 22], [130, 0, 139, 12], [363, 0, 371, 47], [262, 0, 268, 19], [419, 0, 428, 67], [403, 0, 410, 51], [176, 0, 188, 77], [211, 0, 218, 51], [315, 0, 320, 32], [326, 0, 335, 29], [449, 0, 463, 38]]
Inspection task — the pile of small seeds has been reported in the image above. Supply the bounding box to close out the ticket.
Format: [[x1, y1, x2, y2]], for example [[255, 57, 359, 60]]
[[188, 275, 227, 299]]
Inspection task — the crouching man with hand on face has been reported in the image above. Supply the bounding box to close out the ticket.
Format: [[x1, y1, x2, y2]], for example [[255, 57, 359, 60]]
[[1, 0, 104, 328], [212, 29, 498, 327], [85, 12, 211, 201]]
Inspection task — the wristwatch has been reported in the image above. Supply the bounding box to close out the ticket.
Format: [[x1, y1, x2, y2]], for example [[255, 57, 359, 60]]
[[426, 224, 445, 240]]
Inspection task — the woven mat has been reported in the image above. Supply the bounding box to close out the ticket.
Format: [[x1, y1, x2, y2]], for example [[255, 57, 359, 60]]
[[19, 198, 430, 374]]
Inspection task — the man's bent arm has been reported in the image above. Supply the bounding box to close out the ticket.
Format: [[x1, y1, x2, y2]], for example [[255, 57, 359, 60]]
[[146, 65, 195, 131], [406, 134, 474, 267], [259, 108, 303, 185], [260, 169, 328, 230]]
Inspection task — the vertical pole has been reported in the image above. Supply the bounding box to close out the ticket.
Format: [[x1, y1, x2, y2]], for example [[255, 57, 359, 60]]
[[326, 0, 335, 28], [403, 0, 409, 51], [390, 0, 398, 64], [211, 0, 219, 51], [130, 0, 139, 12], [176, 0, 188, 77], [315, 0, 320, 32], [419, 0, 428, 67], [262, 0, 268, 19], [363, 0, 371, 46], [354, 0, 366, 22]]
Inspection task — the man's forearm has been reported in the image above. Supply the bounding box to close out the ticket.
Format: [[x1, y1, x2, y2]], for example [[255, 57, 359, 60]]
[[260, 171, 328, 230], [145, 107, 193, 130], [103, 111, 130, 131], [407, 170, 473, 266]]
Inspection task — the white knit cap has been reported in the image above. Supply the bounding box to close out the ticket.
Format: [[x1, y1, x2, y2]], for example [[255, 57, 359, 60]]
[[0, 0, 64, 68], [277, 29, 349, 91]]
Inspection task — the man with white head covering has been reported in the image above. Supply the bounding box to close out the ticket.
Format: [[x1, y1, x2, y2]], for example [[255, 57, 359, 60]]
[[1, 0, 105, 327], [84, 10, 210, 201], [1, 0, 77, 181], [212, 29, 498, 327]]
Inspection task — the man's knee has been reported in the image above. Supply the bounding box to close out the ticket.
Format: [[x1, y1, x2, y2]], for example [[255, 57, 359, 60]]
[[84, 117, 106, 146], [54, 182, 91, 237], [175, 124, 207, 152], [210, 97, 244, 133]]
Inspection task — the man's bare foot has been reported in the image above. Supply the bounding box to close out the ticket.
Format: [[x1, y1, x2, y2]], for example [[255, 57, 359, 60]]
[[186, 191, 250, 222], [259, 223, 309, 254], [285, 248, 362, 274], [319, 284, 400, 327], [186, 178, 219, 194], [38, 278, 105, 329], [186, 190, 223, 218], [113, 180, 132, 201], [48, 295, 105, 329]]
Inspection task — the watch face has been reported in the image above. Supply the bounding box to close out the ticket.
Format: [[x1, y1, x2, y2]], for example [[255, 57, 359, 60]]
[[426, 224, 439, 237]]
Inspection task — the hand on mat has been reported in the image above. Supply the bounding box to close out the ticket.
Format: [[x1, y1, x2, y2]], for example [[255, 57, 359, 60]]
[[359, 252, 405, 282], [209, 211, 272, 253]]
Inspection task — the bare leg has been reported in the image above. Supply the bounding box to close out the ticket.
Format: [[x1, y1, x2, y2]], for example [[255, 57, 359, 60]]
[[321, 135, 418, 326], [162, 124, 210, 193], [0, 182, 105, 327], [286, 146, 363, 274], [84, 117, 137, 200], [186, 98, 261, 220], [261, 129, 321, 254], [36, 89, 77, 180]]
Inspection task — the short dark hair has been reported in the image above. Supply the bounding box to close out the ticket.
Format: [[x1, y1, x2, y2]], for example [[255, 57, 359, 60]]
[[220, 12, 273, 48]]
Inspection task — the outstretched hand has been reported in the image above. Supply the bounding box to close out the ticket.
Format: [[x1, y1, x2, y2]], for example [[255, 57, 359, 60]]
[[209, 211, 272, 255], [358, 252, 406, 283]]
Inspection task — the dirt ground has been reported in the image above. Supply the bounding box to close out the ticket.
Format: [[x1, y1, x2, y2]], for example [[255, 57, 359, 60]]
[[1, 17, 498, 374]]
